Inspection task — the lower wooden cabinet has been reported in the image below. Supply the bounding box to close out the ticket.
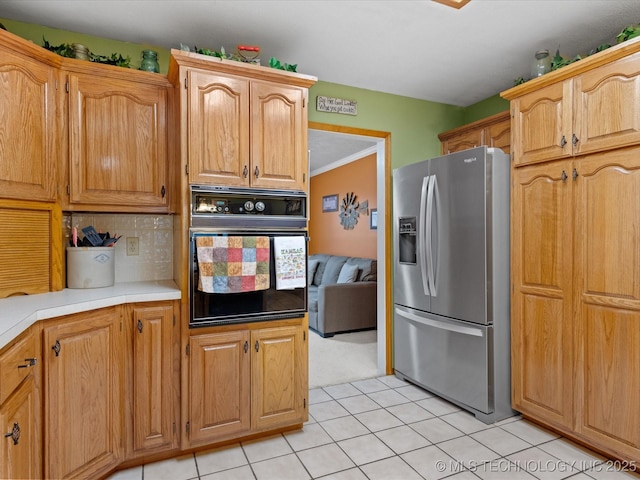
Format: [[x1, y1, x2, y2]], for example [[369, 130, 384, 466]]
[[43, 306, 123, 480], [0, 330, 41, 480], [187, 319, 308, 447], [125, 302, 180, 459]]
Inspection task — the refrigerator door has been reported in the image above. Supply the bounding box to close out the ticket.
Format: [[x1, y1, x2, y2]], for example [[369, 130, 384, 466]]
[[393, 159, 431, 312], [428, 147, 489, 325], [394, 305, 492, 414]]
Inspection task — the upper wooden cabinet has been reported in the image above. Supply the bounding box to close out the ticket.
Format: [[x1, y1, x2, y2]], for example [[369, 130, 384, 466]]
[[61, 62, 172, 212], [169, 50, 317, 191], [503, 40, 640, 166], [0, 31, 59, 202], [438, 111, 510, 156]]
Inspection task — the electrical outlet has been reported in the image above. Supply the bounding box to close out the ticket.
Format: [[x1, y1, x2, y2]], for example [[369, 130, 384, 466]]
[[126, 237, 139, 256]]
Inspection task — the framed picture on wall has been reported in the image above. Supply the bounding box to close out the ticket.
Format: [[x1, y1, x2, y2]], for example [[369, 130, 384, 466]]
[[370, 208, 378, 229], [322, 194, 339, 212]]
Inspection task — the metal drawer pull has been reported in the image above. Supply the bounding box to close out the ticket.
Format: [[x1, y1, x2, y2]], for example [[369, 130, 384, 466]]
[[255, 340, 259, 352], [560, 135, 567, 148], [17, 358, 37, 369], [243, 165, 248, 178], [561, 170, 568, 182], [254, 166, 260, 178], [572, 168, 579, 181], [137, 319, 143, 333], [4, 423, 20, 445], [52, 340, 61, 357], [572, 133, 579, 146], [244, 341, 249, 353]]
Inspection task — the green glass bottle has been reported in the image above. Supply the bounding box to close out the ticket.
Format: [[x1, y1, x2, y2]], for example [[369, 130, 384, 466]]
[[140, 49, 159, 73]]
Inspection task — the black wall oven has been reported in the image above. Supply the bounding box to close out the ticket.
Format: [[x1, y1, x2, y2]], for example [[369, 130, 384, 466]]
[[189, 185, 308, 328]]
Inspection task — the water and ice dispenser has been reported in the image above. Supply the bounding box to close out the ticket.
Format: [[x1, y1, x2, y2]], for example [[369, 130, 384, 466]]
[[398, 217, 417, 264]]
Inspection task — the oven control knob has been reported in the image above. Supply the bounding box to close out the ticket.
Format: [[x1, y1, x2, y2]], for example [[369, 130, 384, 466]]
[[255, 201, 265, 212], [224, 206, 230, 212], [244, 201, 254, 212]]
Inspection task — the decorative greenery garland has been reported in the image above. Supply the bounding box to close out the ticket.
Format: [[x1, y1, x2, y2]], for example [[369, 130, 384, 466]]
[[42, 37, 131, 68]]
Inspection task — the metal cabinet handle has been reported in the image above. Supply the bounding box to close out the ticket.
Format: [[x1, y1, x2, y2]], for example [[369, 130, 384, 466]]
[[243, 165, 249, 178], [17, 358, 37, 369], [572, 133, 579, 147], [244, 341, 249, 353], [254, 166, 260, 179], [4, 423, 20, 445], [161, 185, 166, 198], [137, 319, 143, 333], [255, 340, 259, 352], [560, 135, 567, 148], [573, 168, 579, 181], [561, 170, 568, 182], [52, 340, 61, 357]]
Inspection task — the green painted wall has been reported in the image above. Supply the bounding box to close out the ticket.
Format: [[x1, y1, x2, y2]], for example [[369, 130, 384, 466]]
[[463, 94, 509, 124], [0, 17, 170, 73], [309, 82, 464, 168], [1, 16, 505, 169]]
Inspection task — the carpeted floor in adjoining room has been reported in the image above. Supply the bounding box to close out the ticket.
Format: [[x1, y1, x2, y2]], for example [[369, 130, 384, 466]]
[[308, 329, 379, 389]]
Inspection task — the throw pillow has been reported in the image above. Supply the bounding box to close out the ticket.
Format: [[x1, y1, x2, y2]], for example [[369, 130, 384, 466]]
[[337, 263, 359, 283], [307, 259, 319, 286]]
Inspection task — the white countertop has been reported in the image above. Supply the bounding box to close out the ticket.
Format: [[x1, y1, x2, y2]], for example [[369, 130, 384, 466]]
[[0, 280, 182, 350]]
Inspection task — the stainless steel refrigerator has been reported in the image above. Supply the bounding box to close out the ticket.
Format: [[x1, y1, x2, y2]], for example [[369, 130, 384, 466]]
[[393, 146, 515, 424]]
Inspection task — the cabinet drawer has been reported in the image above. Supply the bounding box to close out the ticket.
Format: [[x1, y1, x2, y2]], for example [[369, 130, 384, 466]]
[[0, 332, 37, 404]]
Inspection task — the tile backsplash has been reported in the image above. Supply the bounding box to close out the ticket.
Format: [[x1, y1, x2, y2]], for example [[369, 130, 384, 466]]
[[64, 213, 174, 283]]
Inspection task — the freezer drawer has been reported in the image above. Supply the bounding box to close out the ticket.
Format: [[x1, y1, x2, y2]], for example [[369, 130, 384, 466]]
[[394, 305, 493, 414]]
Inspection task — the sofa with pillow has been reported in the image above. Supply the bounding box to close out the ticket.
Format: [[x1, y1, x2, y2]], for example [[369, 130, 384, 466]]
[[307, 253, 377, 337]]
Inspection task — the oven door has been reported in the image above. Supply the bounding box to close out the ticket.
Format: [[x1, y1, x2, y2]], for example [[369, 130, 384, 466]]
[[190, 229, 308, 327]]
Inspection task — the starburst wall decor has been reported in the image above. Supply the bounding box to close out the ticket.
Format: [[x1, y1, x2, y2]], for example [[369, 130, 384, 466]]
[[339, 192, 369, 230]]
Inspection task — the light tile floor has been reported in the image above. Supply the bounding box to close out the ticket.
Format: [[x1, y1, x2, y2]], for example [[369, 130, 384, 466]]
[[107, 375, 639, 480]]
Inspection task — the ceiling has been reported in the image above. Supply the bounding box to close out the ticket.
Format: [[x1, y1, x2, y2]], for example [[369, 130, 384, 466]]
[[2, 0, 640, 170]]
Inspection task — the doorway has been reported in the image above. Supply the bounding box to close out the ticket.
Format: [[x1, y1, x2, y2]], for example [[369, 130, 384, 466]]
[[308, 122, 392, 378]]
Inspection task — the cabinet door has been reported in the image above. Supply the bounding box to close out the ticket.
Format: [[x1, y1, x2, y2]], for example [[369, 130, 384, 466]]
[[251, 82, 307, 190], [0, 376, 41, 480], [130, 304, 177, 456], [188, 70, 250, 186], [189, 331, 250, 445], [0, 49, 56, 201], [512, 81, 572, 166], [574, 150, 640, 458], [68, 73, 169, 207], [574, 52, 640, 156], [486, 117, 511, 156], [442, 128, 483, 154], [511, 161, 574, 430], [43, 307, 123, 479], [251, 325, 307, 431]]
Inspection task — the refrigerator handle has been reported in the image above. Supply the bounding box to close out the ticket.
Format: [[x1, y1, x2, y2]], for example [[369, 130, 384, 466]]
[[395, 306, 483, 337], [418, 175, 431, 296], [425, 174, 438, 296]]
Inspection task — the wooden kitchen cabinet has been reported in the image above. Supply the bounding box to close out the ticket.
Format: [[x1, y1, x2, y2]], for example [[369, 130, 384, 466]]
[[188, 330, 251, 445], [251, 324, 307, 431], [43, 306, 123, 479], [503, 37, 640, 466], [508, 50, 640, 166], [125, 301, 179, 459], [62, 64, 172, 211], [511, 159, 574, 430], [169, 50, 317, 191], [0, 329, 41, 480], [573, 149, 640, 462], [186, 320, 307, 447], [0, 30, 58, 202], [438, 110, 510, 155]]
